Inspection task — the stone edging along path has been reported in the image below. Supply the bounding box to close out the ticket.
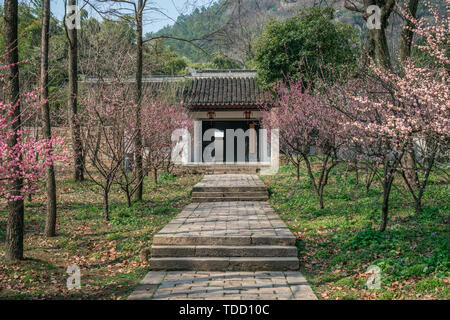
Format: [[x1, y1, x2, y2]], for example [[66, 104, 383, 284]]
[[129, 174, 317, 300]]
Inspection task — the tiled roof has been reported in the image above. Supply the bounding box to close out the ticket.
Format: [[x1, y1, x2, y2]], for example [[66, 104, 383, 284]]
[[181, 77, 264, 108], [83, 70, 266, 109]]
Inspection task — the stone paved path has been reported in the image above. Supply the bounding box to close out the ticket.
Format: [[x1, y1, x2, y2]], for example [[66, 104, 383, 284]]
[[129, 174, 317, 300], [128, 271, 317, 300], [155, 201, 293, 239]]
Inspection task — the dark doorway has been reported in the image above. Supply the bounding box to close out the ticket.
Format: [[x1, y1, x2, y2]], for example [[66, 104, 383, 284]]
[[202, 120, 260, 163]]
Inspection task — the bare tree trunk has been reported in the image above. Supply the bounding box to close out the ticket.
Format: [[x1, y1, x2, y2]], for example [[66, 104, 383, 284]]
[[365, 165, 376, 193], [401, 147, 437, 216], [318, 187, 325, 210], [153, 167, 158, 185], [28, 125, 40, 202], [354, 159, 359, 184], [4, 0, 24, 262], [360, 31, 375, 68], [399, 0, 420, 190], [402, 145, 419, 191], [380, 191, 390, 232], [380, 163, 395, 232], [66, 0, 84, 182], [125, 186, 132, 207], [134, 0, 144, 201], [398, 0, 419, 62], [372, 28, 391, 69], [347, 0, 395, 69], [303, 153, 337, 209], [103, 187, 109, 221], [41, 0, 57, 237], [92, 122, 102, 166]]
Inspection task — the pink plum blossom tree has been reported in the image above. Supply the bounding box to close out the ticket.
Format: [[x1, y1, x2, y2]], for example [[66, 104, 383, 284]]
[[1, 53, 67, 261], [141, 99, 191, 185], [262, 80, 344, 209], [0, 57, 67, 202], [328, 0, 449, 231], [82, 83, 138, 220]]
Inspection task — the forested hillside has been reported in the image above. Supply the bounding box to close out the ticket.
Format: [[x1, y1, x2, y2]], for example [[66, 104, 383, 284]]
[[149, 0, 446, 66], [150, 0, 319, 64]]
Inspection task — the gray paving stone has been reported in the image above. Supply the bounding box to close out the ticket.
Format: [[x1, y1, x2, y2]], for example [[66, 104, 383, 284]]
[[140, 271, 166, 285], [127, 284, 158, 300], [129, 271, 317, 300], [290, 284, 318, 300]]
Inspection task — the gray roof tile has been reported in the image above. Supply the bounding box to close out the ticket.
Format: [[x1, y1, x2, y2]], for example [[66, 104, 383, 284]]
[[179, 77, 264, 108], [86, 73, 266, 109]]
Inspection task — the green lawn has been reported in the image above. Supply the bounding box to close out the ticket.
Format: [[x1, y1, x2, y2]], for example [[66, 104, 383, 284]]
[[261, 163, 449, 300], [0, 172, 201, 299]]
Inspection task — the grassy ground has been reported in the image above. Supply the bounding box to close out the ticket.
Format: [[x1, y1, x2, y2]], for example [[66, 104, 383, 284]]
[[1, 163, 448, 300], [261, 163, 449, 300], [0, 171, 201, 300]]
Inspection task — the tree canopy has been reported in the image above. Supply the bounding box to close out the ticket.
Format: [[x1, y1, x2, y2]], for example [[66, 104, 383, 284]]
[[253, 7, 358, 88]]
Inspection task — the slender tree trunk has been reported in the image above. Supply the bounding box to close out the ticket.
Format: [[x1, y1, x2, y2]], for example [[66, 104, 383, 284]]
[[67, 0, 84, 182], [414, 198, 422, 215], [126, 187, 132, 207], [134, 1, 144, 200], [380, 166, 394, 232], [103, 188, 109, 221], [41, 0, 57, 237], [303, 153, 335, 209], [365, 162, 376, 193], [402, 149, 436, 216], [318, 187, 325, 209], [398, 0, 419, 62], [153, 167, 158, 185], [373, 28, 391, 69], [92, 122, 102, 166], [4, 0, 24, 262], [402, 147, 419, 192], [360, 31, 375, 68], [399, 0, 420, 190], [380, 184, 391, 232], [28, 125, 40, 202]]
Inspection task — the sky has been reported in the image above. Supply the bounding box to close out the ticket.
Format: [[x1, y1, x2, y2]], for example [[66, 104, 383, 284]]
[[51, 0, 217, 34]]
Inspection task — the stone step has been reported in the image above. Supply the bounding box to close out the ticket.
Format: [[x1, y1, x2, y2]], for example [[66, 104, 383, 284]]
[[205, 166, 259, 169], [207, 172, 258, 175], [206, 170, 259, 174], [151, 245, 297, 257], [206, 167, 258, 169], [191, 191, 268, 198], [192, 186, 267, 192], [192, 196, 269, 202], [203, 166, 261, 169], [148, 257, 299, 271], [153, 235, 296, 246]]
